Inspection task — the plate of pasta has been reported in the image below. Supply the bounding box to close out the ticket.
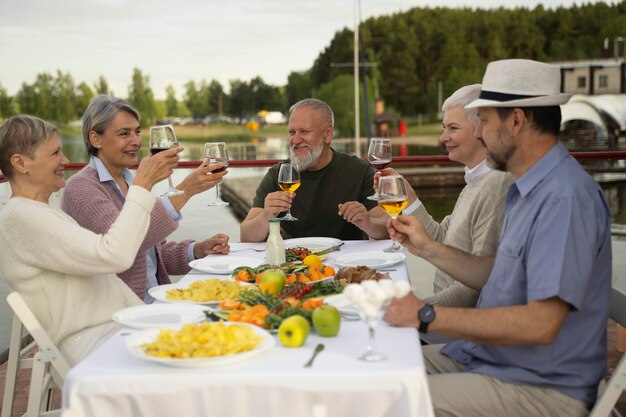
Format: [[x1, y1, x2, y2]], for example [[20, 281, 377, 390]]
[[148, 279, 251, 306], [125, 321, 275, 368]]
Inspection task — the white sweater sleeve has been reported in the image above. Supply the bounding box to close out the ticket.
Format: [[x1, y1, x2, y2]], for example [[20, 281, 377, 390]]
[[6, 185, 155, 276]]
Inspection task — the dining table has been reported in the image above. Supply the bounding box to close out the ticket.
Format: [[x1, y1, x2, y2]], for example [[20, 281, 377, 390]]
[[62, 239, 434, 417]]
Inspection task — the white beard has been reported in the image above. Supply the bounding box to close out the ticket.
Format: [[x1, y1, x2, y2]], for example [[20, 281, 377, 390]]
[[290, 143, 324, 171]]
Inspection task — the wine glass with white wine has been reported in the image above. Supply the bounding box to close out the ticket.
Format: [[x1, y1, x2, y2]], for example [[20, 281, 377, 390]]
[[203, 142, 230, 206], [377, 175, 408, 252], [277, 162, 300, 221], [149, 125, 183, 197]]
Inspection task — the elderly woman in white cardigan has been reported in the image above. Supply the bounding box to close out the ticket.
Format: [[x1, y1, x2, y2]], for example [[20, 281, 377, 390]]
[[0, 115, 180, 365], [381, 84, 514, 308]]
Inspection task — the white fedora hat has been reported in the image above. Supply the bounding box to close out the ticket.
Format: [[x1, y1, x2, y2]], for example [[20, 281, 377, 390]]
[[466, 59, 572, 109]]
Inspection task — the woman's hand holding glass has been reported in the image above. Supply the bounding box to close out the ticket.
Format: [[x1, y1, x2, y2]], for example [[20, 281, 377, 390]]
[[133, 146, 183, 191], [374, 168, 417, 206]]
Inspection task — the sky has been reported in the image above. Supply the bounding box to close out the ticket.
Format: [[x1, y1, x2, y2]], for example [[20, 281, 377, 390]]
[[0, 0, 618, 99]]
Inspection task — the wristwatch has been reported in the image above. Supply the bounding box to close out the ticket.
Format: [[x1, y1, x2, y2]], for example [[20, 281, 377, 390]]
[[418, 304, 436, 334]]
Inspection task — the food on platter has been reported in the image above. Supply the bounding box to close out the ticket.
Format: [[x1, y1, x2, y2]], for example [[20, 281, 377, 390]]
[[141, 322, 262, 358], [284, 246, 339, 263], [166, 279, 247, 303], [206, 281, 345, 332], [232, 262, 335, 285], [334, 266, 390, 284]]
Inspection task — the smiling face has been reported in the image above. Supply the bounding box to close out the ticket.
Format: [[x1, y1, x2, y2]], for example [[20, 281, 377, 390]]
[[287, 106, 332, 171], [440, 106, 486, 169], [24, 133, 69, 199], [90, 110, 142, 174], [476, 107, 517, 172]]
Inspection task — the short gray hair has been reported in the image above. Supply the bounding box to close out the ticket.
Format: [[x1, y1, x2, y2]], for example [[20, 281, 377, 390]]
[[0, 115, 57, 179], [82, 95, 140, 156], [442, 84, 481, 125], [289, 98, 334, 127]]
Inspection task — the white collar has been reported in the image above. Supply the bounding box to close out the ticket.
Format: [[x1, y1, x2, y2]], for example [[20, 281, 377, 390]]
[[464, 159, 491, 185]]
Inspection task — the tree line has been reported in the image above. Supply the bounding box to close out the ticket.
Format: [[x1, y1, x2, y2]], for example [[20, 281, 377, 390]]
[[0, 3, 624, 133]]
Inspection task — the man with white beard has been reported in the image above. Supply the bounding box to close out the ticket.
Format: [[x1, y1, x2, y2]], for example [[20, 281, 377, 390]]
[[240, 98, 389, 242]]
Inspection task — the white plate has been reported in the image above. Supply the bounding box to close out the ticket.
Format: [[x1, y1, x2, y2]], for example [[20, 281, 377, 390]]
[[284, 237, 342, 251], [333, 251, 406, 269], [189, 256, 265, 274], [148, 282, 240, 306], [324, 294, 360, 316], [125, 322, 275, 368], [112, 304, 207, 329]]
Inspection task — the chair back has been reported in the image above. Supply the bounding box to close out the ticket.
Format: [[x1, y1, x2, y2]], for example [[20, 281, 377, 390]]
[[1, 292, 70, 417], [589, 286, 626, 417]]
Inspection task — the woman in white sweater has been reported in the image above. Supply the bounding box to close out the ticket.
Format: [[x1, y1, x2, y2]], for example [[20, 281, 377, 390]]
[[0, 115, 181, 365], [381, 85, 513, 308]]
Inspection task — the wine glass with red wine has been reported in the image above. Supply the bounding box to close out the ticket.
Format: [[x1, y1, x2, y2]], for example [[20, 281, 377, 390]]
[[149, 125, 183, 196], [366, 138, 392, 201], [203, 142, 230, 206]]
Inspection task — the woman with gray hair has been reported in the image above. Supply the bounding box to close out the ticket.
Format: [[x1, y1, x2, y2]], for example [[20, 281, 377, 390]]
[[0, 115, 180, 364], [61, 95, 230, 302], [380, 84, 513, 309]]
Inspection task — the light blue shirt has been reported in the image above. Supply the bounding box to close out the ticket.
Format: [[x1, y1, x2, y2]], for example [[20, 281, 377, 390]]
[[442, 142, 612, 406], [88, 157, 195, 303]]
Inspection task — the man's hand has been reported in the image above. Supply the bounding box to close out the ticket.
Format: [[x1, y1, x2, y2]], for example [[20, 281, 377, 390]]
[[193, 233, 230, 258], [263, 191, 294, 219], [338, 201, 371, 231], [384, 293, 423, 327], [387, 215, 434, 257]]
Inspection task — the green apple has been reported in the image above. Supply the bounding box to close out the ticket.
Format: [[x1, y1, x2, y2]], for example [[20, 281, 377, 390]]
[[260, 268, 286, 294], [278, 315, 311, 347], [312, 306, 341, 337]]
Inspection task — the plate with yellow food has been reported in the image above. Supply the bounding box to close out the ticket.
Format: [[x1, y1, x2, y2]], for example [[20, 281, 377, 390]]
[[148, 278, 251, 306], [125, 321, 275, 368], [112, 304, 207, 329]]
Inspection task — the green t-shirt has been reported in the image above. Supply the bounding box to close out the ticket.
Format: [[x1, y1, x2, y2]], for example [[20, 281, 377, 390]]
[[252, 150, 377, 240]]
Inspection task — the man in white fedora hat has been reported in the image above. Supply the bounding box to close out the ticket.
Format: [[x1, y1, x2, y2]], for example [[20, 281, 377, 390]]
[[384, 59, 612, 416]]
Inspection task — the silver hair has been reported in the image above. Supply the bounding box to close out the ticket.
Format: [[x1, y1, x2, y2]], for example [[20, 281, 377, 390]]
[[289, 98, 334, 127], [0, 115, 57, 179], [442, 84, 481, 125], [81, 95, 140, 156]]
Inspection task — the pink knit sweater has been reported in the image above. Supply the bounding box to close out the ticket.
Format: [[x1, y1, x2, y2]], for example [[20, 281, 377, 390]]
[[61, 166, 193, 298]]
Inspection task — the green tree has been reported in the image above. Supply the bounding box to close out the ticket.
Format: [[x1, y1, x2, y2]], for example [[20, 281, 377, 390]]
[[165, 85, 178, 116], [51, 70, 77, 124], [285, 70, 313, 107], [75, 82, 94, 118], [94, 75, 112, 96], [127, 68, 157, 126], [0, 83, 16, 118], [228, 79, 254, 117], [208, 80, 226, 116]]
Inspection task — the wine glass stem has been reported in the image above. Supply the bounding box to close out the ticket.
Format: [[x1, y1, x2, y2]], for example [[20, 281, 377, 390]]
[[215, 183, 221, 200], [367, 322, 377, 353], [167, 176, 176, 191], [374, 169, 382, 198]]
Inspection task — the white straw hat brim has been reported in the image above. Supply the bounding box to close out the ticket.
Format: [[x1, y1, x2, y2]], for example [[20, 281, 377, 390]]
[[466, 93, 572, 109]]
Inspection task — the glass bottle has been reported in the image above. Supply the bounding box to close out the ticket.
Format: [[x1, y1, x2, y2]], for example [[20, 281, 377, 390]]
[[266, 218, 285, 266]]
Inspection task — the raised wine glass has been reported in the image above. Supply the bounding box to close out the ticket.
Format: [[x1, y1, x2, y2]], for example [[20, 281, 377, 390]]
[[366, 138, 392, 201], [203, 142, 230, 206], [277, 162, 300, 221], [149, 125, 183, 197], [377, 175, 408, 252]]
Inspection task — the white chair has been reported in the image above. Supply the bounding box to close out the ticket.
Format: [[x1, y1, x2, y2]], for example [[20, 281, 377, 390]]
[[2, 292, 70, 417], [590, 286, 626, 417]]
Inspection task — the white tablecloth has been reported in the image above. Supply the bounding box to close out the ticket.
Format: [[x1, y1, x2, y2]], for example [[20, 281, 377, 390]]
[[63, 240, 434, 417]]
